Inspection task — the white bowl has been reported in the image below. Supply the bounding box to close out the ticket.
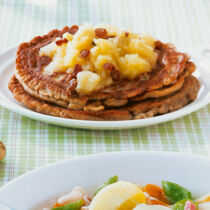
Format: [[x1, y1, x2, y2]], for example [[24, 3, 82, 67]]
[[0, 151, 209, 209]]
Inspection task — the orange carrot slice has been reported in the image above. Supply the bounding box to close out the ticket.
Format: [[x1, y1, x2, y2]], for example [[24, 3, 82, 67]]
[[143, 184, 168, 204]]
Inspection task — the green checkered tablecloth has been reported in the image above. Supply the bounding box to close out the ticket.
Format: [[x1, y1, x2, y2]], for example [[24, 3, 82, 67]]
[[0, 0, 210, 187]]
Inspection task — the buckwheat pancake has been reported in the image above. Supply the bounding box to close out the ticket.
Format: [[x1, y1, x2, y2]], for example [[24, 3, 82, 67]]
[[14, 25, 193, 111], [9, 75, 200, 121], [10, 23, 200, 120]]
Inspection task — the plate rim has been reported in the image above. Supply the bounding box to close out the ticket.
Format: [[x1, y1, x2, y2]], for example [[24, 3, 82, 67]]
[[0, 46, 209, 130]]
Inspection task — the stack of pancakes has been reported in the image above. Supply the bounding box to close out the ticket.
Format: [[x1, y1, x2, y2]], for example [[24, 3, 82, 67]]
[[9, 27, 200, 121]]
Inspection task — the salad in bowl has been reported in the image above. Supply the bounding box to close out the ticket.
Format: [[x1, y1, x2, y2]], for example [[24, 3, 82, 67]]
[[44, 176, 210, 210]]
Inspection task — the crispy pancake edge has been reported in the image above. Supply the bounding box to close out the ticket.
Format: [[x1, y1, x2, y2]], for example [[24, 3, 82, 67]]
[[9, 75, 200, 121], [15, 61, 195, 111]]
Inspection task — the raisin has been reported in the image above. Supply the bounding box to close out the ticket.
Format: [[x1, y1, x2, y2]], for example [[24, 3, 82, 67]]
[[95, 28, 107, 38], [69, 25, 79, 35], [103, 63, 115, 70], [111, 69, 121, 82], [72, 64, 82, 78], [125, 32, 129, 37], [103, 63, 121, 81], [55, 38, 68, 46], [79, 49, 90, 58]]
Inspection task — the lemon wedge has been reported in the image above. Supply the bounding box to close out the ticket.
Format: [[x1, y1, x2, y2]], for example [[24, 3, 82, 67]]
[[89, 181, 145, 210]]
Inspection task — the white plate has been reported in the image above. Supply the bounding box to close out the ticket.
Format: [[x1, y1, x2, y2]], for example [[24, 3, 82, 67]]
[[0, 151, 210, 210], [0, 46, 210, 130]]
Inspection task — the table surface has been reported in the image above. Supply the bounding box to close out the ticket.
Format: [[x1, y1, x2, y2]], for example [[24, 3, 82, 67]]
[[0, 0, 210, 187]]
